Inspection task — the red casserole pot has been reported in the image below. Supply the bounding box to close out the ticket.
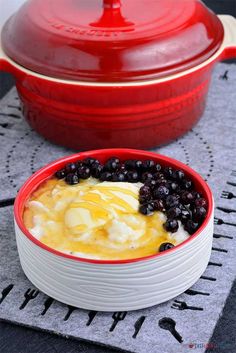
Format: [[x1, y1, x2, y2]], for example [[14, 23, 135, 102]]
[[0, 0, 236, 150]]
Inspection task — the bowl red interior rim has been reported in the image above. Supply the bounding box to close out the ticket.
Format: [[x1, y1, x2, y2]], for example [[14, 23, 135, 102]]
[[14, 149, 213, 265]]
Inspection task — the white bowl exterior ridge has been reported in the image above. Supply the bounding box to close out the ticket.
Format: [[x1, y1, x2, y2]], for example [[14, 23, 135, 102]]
[[14, 208, 214, 312]]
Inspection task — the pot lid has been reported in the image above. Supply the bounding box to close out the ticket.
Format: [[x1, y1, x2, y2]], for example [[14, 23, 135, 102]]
[[2, 0, 224, 82]]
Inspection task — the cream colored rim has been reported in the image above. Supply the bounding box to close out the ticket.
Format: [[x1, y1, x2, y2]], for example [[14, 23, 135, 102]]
[[0, 15, 235, 87]]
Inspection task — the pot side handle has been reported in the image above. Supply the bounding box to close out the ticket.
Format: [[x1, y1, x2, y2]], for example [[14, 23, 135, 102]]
[[0, 24, 13, 73], [218, 15, 236, 60]]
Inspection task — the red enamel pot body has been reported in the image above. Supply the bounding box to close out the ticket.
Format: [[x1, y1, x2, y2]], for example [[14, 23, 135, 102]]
[[0, 1, 236, 150], [1, 61, 214, 150]]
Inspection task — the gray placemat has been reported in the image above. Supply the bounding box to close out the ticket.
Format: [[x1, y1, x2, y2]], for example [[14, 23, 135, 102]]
[[0, 63, 236, 353]]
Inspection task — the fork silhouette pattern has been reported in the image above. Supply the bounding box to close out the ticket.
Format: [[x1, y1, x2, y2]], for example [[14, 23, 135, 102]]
[[110, 312, 127, 332], [171, 300, 203, 311], [221, 191, 236, 199], [20, 288, 39, 310], [214, 217, 236, 227]]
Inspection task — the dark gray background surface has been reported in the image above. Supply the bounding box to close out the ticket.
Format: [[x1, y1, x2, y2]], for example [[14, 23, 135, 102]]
[[0, 1, 235, 353]]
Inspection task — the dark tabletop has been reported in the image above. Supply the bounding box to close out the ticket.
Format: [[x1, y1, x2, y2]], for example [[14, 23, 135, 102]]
[[0, 1, 236, 352]]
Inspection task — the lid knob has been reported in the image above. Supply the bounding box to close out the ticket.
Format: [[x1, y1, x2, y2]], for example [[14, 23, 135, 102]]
[[103, 0, 121, 9], [91, 0, 130, 28]]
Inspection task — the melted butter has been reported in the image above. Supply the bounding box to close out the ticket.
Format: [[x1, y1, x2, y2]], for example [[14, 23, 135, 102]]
[[23, 177, 184, 260]]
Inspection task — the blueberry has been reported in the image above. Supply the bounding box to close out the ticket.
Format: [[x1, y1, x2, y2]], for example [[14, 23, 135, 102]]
[[139, 196, 145, 204], [124, 159, 143, 171], [126, 171, 139, 183], [145, 179, 158, 189], [181, 191, 195, 205], [119, 164, 127, 172], [139, 203, 154, 216], [184, 220, 199, 235], [180, 205, 192, 224], [169, 182, 180, 193], [167, 206, 182, 219], [159, 242, 174, 252], [164, 219, 179, 233], [194, 192, 202, 199], [139, 185, 152, 197], [77, 166, 91, 179], [173, 170, 185, 181], [139, 185, 152, 204], [112, 172, 126, 182], [100, 171, 112, 181], [192, 206, 207, 222], [75, 160, 83, 169], [182, 179, 193, 190], [153, 172, 165, 180], [132, 160, 143, 171], [165, 195, 180, 209], [104, 157, 120, 171], [142, 160, 155, 171], [195, 198, 207, 208], [155, 178, 168, 186], [153, 164, 162, 173], [91, 164, 104, 179], [141, 172, 154, 183], [139, 195, 150, 204], [153, 185, 170, 199], [83, 157, 100, 167], [164, 166, 174, 178], [153, 199, 165, 212], [124, 159, 136, 170], [55, 169, 66, 179], [65, 163, 77, 174], [65, 173, 79, 185]]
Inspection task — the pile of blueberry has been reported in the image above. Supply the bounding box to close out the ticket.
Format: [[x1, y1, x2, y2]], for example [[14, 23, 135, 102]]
[[55, 156, 207, 250]]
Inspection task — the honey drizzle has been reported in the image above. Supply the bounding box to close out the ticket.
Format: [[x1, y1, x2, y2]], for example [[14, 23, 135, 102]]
[[23, 178, 174, 260]]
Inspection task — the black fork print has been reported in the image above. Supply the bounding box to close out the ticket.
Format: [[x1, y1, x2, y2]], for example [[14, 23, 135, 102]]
[[221, 191, 236, 199], [214, 217, 236, 227], [171, 300, 203, 311], [20, 288, 39, 310], [110, 312, 127, 332]]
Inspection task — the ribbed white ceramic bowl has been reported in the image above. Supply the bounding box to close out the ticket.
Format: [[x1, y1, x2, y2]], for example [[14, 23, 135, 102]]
[[14, 149, 214, 311]]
